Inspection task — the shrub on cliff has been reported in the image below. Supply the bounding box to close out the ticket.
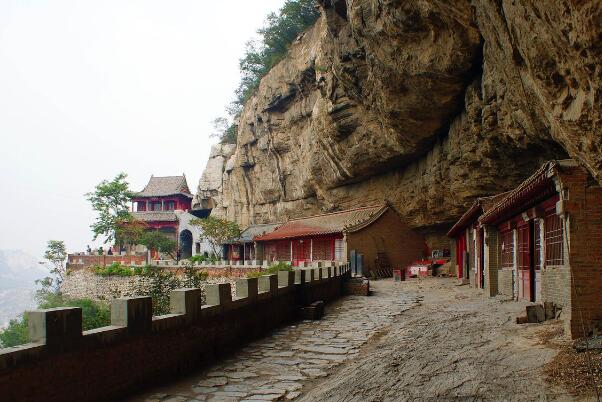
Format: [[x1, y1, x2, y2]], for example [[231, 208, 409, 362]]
[[214, 0, 320, 144]]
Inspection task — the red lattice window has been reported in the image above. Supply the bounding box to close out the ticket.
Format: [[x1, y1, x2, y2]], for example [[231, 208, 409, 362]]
[[501, 230, 514, 269], [312, 238, 334, 261], [265, 243, 277, 261], [276, 240, 291, 261], [545, 211, 564, 266], [534, 219, 541, 270]]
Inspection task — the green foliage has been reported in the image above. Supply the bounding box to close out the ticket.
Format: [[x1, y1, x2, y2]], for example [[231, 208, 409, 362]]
[[246, 262, 293, 278], [38, 296, 110, 331], [0, 316, 29, 348], [190, 217, 241, 259], [181, 259, 209, 289], [115, 217, 147, 249], [210, 117, 238, 145], [135, 266, 180, 315], [36, 240, 68, 302], [236, 0, 319, 107], [139, 231, 177, 259], [94, 262, 136, 277], [213, 0, 320, 144], [86, 173, 134, 243], [0, 296, 110, 348]]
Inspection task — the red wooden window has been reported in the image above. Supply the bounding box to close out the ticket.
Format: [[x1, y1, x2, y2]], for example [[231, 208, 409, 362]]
[[276, 240, 291, 261], [534, 219, 541, 270], [292, 239, 310, 263], [501, 230, 514, 269], [545, 210, 564, 266], [312, 238, 334, 260], [517, 223, 532, 301], [265, 243, 277, 261]]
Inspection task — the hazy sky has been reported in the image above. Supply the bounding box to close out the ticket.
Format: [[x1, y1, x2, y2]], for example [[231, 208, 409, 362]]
[[0, 0, 285, 259]]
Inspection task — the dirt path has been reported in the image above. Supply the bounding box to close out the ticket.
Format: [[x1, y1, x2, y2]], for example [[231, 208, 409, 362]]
[[129, 278, 584, 402], [300, 278, 578, 402]]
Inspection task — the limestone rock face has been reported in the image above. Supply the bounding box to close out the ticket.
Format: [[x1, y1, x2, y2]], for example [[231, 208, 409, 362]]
[[195, 0, 600, 240], [194, 144, 235, 212]]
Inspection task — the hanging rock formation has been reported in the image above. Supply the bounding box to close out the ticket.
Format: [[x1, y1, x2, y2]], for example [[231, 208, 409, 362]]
[[195, 0, 601, 245]]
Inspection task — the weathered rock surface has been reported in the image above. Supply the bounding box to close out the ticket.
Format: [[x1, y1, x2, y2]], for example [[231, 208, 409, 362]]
[[195, 0, 600, 240]]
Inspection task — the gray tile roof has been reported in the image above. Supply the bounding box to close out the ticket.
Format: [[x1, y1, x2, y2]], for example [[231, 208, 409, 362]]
[[135, 175, 193, 198], [132, 211, 178, 222], [228, 223, 282, 244]]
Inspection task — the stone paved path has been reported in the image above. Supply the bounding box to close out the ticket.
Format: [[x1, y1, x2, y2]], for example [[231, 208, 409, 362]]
[[130, 281, 421, 402]]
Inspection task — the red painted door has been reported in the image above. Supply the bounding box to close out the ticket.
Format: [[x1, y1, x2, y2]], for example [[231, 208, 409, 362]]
[[517, 222, 533, 301], [292, 240, 310, 266]]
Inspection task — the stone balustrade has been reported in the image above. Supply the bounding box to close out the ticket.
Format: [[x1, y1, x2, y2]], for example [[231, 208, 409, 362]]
[[0, 264, 351, 402]]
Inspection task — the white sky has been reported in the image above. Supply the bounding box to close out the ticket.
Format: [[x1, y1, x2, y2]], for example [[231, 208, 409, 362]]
[[0, 0, 284, 260]]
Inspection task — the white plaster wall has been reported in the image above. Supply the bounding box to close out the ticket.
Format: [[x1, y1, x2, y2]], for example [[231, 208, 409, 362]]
[[176, 211, 213, 256]]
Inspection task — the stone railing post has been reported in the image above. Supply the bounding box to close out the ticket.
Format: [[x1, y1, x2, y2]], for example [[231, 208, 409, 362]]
[[235, 277, 258, 299], [205, 283, 232, 306], [278, 270, 295, 287], [170, 288, 202, 322], [28, 307, 82, 347], [258, 274, 278, 293], [314, 267, 322, 281], [111, 297, 152, 335]]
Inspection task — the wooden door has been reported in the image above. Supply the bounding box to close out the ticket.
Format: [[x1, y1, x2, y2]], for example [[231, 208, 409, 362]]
[[292, 239, 310, 266], [517, 222, 533, 301]]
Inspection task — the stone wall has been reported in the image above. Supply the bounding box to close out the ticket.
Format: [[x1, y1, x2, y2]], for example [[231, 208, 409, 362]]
[[61, 269, 239, 302], [0, 265, 351, 402]]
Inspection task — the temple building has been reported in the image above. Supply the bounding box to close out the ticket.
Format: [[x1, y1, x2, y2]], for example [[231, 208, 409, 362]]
[[223, 223, 281, 262], [131, 175, 211, 259], [253, 205, 424, 277], [449, 160, 602, 338]]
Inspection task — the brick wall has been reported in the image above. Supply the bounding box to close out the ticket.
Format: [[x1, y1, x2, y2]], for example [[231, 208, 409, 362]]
[[540, 265, 571, 310], [498, 268, 514, 297], [0, 265, 351, 402], [346, 208, 424, 277], [559, 167, 602, 338], [484, 225, 500, 297], [67, 254, 147, 269]]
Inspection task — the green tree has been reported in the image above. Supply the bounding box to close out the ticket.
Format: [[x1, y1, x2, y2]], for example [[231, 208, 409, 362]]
[[139, 231, 177, 260], [36, 240, 67, 300], [86, 173, 134, 243], [135, 267, 180, 315], [234, 0, 319, 107], [0, 316, 29, 348], [115, 217, 147, 251], [210, 117, 238, 145], [190, 217, 241, 258]]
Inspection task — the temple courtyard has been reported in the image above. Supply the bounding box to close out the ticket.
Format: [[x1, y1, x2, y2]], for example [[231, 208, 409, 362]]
[[129, 278, 594, 402]]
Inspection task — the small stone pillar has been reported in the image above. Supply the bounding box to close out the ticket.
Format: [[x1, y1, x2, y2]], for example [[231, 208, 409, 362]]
[[28, 307, 82, 347], [295, 269, 302, 284], [111, 297, 153, 335], [170, 288, 202, 322], [205, 283, 232, 306], [314, 267, 322, 281], [278, 270, 295, 287], [235, 277, 259, 299], [258, 274, 278, 293]]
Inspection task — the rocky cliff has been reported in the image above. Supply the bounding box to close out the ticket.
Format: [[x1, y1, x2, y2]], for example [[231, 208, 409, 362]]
[[194, 0, 601, 243]]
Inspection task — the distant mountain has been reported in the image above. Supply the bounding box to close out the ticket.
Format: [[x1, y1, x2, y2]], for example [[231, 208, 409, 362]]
[[0, 250, 47, 328], [0, 250, 48, 290]]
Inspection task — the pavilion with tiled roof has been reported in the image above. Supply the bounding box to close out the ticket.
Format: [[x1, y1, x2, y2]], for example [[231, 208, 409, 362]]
[[128, 174, 211, 259]]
